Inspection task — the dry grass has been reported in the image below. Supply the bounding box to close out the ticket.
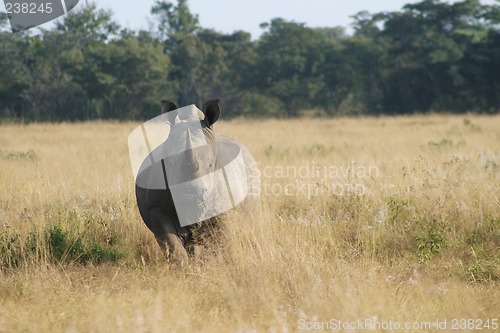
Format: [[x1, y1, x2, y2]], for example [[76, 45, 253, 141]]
[[0, 115, 499, 332]]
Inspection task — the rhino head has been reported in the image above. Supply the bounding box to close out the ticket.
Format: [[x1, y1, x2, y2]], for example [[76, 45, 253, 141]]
[[160, 100, 230, 226], [162, 99, 220, 190]]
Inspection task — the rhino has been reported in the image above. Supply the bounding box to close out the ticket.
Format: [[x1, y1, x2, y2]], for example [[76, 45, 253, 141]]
[[134, 100, 260, 264]]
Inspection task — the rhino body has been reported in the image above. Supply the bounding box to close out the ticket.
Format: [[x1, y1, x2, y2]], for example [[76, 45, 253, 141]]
[[135, 101, 260, 264]]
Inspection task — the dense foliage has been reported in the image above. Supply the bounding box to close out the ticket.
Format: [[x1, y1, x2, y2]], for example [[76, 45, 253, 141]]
[[0, 0, 498, 120]]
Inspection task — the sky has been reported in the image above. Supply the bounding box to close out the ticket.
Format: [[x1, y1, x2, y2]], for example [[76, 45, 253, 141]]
[[1, 0, 497, 37]]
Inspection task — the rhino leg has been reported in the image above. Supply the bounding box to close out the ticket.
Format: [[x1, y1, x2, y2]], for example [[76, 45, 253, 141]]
[[185, 217, 228, 259], [149, 206, 189, 265]]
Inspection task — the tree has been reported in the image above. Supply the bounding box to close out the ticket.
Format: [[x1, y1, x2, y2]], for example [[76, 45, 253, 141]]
[[315, 42, 355, 115], [342, 35, 388, 115], [254, 19, 327, 117], [351, 11, 382, 38], [454, 2, 500, 112], [151, 0, 205, 106], [55, 2, 119, 45], [151, 0, 199, 50], [20, 31, 89, 121], [375, 0, 495, 113], [80, 35, 171, 119], [0, 14, 30, 120], [19, 2, 122, 121]]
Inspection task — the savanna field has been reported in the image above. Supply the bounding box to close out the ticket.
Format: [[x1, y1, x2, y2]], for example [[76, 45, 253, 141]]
[[0, 115, 499, 332]]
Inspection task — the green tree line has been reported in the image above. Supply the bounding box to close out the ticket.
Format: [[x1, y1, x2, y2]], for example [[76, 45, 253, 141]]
[[0, 0, 498, 121]]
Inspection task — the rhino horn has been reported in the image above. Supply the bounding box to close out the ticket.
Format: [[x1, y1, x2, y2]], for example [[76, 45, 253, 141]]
[[185, 129, 199, 172], [186, 128, 194, 150]]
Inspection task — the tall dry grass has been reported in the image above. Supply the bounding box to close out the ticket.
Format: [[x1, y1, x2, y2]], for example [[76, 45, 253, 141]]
[[0, 115, 499, 332]]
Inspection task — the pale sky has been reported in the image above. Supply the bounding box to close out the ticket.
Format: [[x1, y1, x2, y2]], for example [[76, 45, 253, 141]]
[[1, 0, 497, 37]]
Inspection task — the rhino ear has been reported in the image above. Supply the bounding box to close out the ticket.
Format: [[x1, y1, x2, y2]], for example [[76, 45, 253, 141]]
[[203, 100, 221, 126], [161, 100, 179, 125], [161, 100, 178, 114]]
